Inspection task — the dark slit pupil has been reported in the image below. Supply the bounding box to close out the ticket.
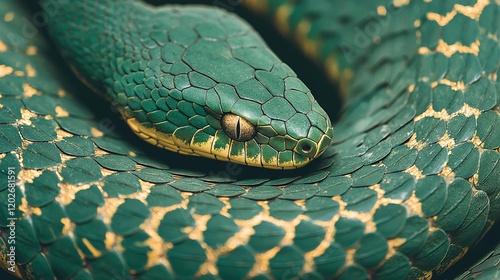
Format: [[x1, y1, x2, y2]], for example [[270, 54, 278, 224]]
[[236, 118, 241, 139]]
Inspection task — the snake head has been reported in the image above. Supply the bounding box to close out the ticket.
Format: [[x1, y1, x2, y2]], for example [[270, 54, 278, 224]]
[[211, 63, 334, 169], [117, 7, 333, 169], [122, 61, 333, 169]]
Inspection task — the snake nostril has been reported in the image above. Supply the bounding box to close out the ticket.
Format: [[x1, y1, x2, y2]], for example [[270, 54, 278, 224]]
[[296, 139, 317, 157], [301, 143, 312, 153]]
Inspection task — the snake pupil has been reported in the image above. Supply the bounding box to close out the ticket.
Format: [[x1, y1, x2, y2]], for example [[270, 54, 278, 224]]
[[236, 118, 241, 139]]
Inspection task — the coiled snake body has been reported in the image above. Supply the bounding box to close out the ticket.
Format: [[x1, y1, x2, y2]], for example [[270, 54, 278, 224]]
[[0, 0, 499, 279]]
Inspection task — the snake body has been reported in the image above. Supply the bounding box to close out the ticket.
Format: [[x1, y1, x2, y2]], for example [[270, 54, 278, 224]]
[[0, 0, 499, 279]]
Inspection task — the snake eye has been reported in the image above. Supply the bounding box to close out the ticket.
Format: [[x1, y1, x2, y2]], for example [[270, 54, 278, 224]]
[[221, 113, 256, 141]]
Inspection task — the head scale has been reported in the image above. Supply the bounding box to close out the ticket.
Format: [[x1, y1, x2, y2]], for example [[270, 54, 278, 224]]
[[118, 7, 333, 169]]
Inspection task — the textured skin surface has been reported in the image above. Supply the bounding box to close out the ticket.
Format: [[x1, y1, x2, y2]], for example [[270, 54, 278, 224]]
[[44, 0, 334, 169], [0, 0, 499, 279], [455, 241, 500, 280]]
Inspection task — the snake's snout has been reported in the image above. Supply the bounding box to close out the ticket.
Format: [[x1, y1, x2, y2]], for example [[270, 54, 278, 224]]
[[292, 118, 334, 163]]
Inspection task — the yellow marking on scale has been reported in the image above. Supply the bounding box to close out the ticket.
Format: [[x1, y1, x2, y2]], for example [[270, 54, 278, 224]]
[[60, 217, 73, 235], [18, 108, 38, 125], [0, 65, 13, 77], [58, 88, 67, 97], [55, 182, 93, 205], [245, 141, 262, 167], [190, 131, 215, 154], [325, 56, 341, 81], [261, 152, 278, 169], [454, 0, 490, 20], [82, 237, 103, 258], [212, 131, 231, 159], [274, 3, 292, 35], [104, 232, 118, 251], [18, 168, 43, 186], [440, 78, 466, 91], [242, 0, 268, 14], [386, 237, 408, 262], [96, 197, 125, 225], [377, 6, 387, 16], [438, 165, 455, 185], [55, 106, 70, 117], [413, 103, 480, 128], [0, 40, 7, 52], [4, 12, 14, 22], [18, 198, 30, 214], [140, 204, 187, 270], [196, 209, 265, 277], [393, 0, 410, 7], [296, 20, 318, 59], [187, 214, 211, 241], [437, 132, 456, 149], [303, 213, 340, 273], [26, 64, 36, 77], [218, 197, 231, 218], [30, 206, 42, 216], [427, 0, 490, 27], [418, 39, 480, 57], [229, 143, 247, 166], [90, 127, 104, 137], [404, 190, 425, 216], [26, 46, 38, 55], [405, 165, 425, 180], [23, 83, 39, 97], [426, 11, 458, 26]]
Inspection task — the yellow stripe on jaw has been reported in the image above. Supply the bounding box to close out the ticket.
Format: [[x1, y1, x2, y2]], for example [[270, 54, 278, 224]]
[[211, 130, 231, 160], [125, 116, 304, 169]]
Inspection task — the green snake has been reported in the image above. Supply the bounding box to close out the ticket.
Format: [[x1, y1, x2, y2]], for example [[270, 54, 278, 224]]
[[0, 0, 499, 279]]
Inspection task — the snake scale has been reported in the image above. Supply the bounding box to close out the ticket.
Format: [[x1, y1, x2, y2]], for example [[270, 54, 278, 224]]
[[0, 0, 499, 279]]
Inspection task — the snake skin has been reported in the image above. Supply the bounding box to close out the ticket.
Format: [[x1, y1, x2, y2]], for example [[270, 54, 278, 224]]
[[0, 0, 499, 279]]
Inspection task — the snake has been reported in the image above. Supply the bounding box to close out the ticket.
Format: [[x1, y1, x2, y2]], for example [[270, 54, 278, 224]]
[[0, 0, 499, 279]]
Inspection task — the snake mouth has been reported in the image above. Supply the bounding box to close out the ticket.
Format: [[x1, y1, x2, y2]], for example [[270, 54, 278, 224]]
[[124, 108, 333, 169]]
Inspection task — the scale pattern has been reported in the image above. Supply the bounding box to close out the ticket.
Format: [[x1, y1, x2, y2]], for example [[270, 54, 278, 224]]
[[0, 0, 498, 280], [42, 0, 333, 169]]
